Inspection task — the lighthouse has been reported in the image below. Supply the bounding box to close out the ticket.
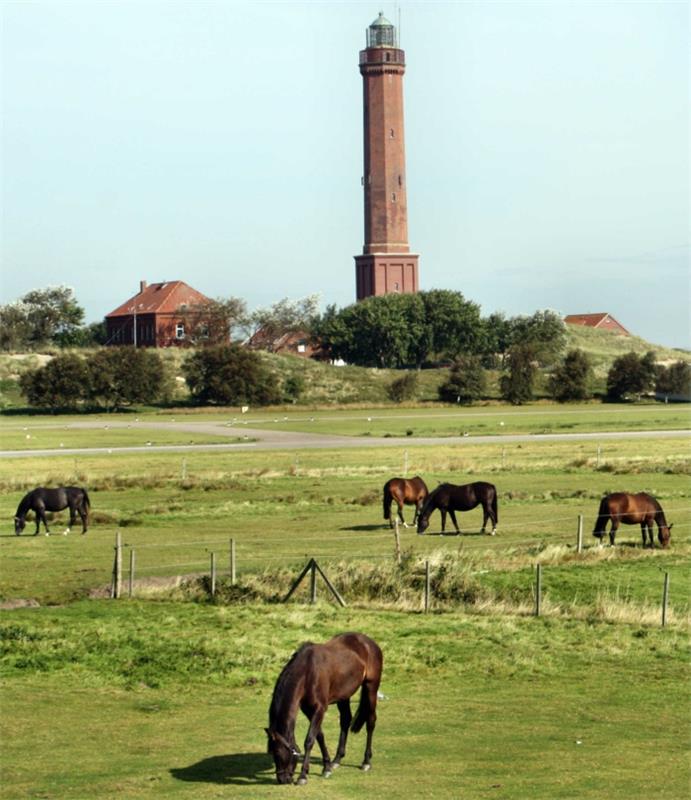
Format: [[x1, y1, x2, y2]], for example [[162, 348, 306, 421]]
[[354, 12, 419, 300]]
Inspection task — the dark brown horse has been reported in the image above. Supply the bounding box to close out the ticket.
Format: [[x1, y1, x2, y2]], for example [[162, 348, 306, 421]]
[[14, 486, 90, 536], [592, 492, 672, 548], [417, 481, 498, 535], [383, 476, 428, 528], [266, 632, 383, 785]]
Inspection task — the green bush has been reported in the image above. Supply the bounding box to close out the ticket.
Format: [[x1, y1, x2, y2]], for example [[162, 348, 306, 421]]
[[183, 344, 281, 406], [387, 371, 419, 402]]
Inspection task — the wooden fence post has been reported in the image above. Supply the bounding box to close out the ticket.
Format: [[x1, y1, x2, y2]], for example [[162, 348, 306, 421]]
[[128, 548, 135, 599], [111, 531, 122, 599], [661, 572, 670, 627], [210, 552, 217, 597], [576, 515, 584, 553], [394, 518, 401, 565], [230, 538, 236, 586], [310, 560, 317, 604], [424, 560, 431, 613], [535, 563, 542, 617]]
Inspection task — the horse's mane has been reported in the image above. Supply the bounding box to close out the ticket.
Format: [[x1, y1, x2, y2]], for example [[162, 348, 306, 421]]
[[15, 490, 36, 517], [270, 642, 314, 724]]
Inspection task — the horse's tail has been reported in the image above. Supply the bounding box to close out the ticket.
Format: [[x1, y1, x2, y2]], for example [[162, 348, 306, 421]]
[[81, 488, 91, 510], [351, 684, 373, 734], [593, 496, 609, 536], [383, 483, 392, 520]]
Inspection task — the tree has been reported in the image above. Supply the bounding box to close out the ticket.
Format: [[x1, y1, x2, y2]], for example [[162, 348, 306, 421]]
[[249, 295, 320, 350], [315, 293, 427, 368], [420, 289, 484, 362], [87, 348, 170, 410], [505, 310, 566, 366], [606, 351, 657, 401], [21, 286, 85, 346], [387, 371, 419, 402], [548, 349, 593, 402], [176, 297, 248, 346], [19, 354, 91, 410], [0, 303, 33, 351], [438, 355, 487, 404], [655, 360, 691, 399], [182, 344, 281, 405], [500, 344, 537, 405], [0, 287, 86, 350]]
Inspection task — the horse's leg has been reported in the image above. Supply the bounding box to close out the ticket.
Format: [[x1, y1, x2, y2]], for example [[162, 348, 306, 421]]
[[297, 706, 326, 785], [640, 522, 647, 548], [646, 520, 654, 548], [448, 509, 460, 534], [332, 700, 352, 770], [397, 501, 408, 528], [66, 503, 77, 535], [315, 730, 333, 778], [360, 684, 379, 772], [480, 504, 488, 534], [36, 506, 49, 536], [440, 509, 447, 533], [609, 519, 619, 546]]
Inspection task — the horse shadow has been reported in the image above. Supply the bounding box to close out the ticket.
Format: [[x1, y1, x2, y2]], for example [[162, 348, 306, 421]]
[[341, 524, 384, 532], [170, 752, 274, 786]]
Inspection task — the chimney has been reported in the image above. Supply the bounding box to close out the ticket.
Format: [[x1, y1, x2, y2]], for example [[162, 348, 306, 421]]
[[139, 280, 147, 294]]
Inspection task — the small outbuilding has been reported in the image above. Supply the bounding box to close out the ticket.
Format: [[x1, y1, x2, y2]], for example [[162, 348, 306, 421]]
[[105, 280, 211, 347], [564, 313, 630, 336]]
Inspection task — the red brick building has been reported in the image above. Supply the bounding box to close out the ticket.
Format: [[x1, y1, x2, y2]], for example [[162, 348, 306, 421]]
[[354, 13, 419, 300], [564, 313, 630, 336], [105, 280, 211, 347]]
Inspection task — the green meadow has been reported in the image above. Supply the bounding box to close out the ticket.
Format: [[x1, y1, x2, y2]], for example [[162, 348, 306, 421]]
[[1, 413, 689, 798]]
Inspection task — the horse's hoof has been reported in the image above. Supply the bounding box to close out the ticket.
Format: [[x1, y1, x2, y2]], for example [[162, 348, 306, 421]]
[[331, 762, 341, 770], [360, 763, 371, 772], [323, 769, 332, 779], [297, 777, 308, 786]]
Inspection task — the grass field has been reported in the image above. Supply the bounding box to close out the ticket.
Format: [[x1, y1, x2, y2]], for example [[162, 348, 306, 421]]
[[1, 410, 689, 797], [1, 401, 689, 447]]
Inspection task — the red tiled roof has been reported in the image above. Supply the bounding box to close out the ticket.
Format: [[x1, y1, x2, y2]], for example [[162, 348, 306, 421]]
[[106, 281, 210, 317], [564, 313, 630, 334]]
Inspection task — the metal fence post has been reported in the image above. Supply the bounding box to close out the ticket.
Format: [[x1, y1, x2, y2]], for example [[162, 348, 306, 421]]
[[577, 515, 584, 553]]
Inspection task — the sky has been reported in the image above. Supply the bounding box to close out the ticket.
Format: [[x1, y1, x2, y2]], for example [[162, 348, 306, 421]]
[[1, 1, 689, 348]]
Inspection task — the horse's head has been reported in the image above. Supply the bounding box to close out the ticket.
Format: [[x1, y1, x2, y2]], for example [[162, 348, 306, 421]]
[[417, 512, 429, 534], [265, 728, 300, 784], [658, 523, 672, 549], [14, 516, 25, 535]]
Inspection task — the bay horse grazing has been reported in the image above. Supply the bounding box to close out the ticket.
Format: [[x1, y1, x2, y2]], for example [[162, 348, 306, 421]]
[[383, 476, 428, 528], [266, 632, 383, 785], [593, 492, 672, 548], [417, 481, 498, 535], [14, 487, 90, 536]]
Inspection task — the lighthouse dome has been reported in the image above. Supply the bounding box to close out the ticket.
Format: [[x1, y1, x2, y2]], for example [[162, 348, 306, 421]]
[[367, 12, 397, 47]]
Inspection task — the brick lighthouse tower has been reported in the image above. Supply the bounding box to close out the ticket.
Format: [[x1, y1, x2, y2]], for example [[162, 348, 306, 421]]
[[355, 12, 419, 301]]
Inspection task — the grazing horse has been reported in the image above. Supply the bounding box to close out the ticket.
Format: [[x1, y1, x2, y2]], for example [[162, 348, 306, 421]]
[[383, 476, 428, 528], [417, 481, 498, 535], [592, 492, 672, 548], [266, 632, 383, 785], [14, 486, 90, 536]]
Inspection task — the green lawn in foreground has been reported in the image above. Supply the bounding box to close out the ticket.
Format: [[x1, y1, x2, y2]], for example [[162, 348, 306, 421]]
[[1, 602, 688, 799]]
